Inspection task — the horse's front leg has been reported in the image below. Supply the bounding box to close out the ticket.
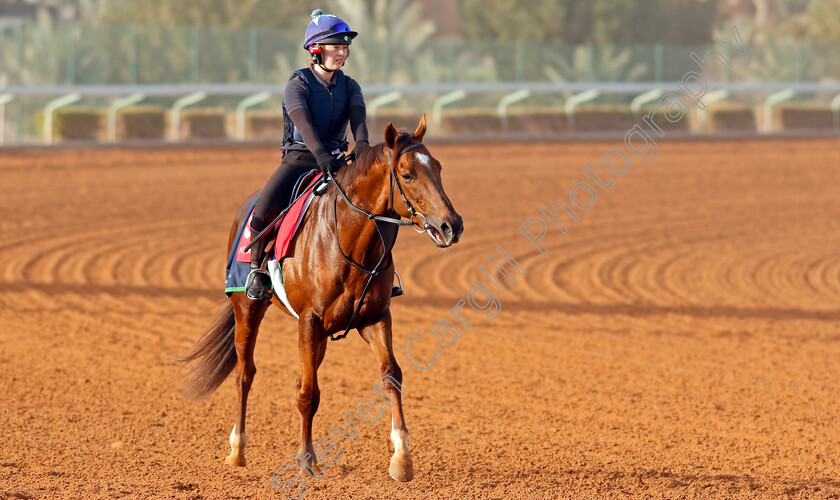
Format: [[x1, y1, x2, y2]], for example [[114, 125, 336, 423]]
[[358, 309, 414, 482], [296, 311, 328, 475]]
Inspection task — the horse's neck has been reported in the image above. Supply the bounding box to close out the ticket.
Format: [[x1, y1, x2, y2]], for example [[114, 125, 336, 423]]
[[327, 148, 395, 266], [336, 146, 392, 216]]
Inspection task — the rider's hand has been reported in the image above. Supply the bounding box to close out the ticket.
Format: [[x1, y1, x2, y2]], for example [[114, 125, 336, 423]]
[[314, 148, 342, 175]]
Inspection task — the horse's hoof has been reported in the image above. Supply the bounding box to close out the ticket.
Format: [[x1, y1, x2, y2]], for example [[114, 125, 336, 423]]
[[295, 452, 323, 476], [389, 456, 414, 482], [225, 453, 246, 467]]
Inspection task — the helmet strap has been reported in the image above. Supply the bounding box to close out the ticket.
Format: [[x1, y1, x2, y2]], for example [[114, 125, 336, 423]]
[[311, 44, 348, 72]]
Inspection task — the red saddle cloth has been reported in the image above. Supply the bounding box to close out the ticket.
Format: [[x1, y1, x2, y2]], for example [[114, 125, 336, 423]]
[[235, 175, 321, 263]]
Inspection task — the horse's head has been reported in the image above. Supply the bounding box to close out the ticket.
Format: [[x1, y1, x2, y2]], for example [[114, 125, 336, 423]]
[[384, 114, 463, 248]]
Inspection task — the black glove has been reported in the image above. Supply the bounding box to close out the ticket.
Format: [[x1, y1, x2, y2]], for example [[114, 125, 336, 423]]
[[313, 147, 343, 175]]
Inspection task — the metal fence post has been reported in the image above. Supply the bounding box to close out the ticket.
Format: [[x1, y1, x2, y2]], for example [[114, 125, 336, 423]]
[[43, 93, 82, 144], [515, 41, 525, 82], [235, 91, 272, 140], [191, 26, 200, 83], [384, 32, 392, 84], [248, 29, 258, 82], [565, 89, 600, 131], [170, 91, 207, 141], [630, 89, 663, 116], [432, 90, 467, 133], [0, 94, 14, 146], [368, 91, 403, 121], [67, 25, 76, 85], [17, 23, 25, 85], [448, 39, 457, 83], [830, 93, 840, 129], [108, 93, 145, 142], [130, 25, 139, 84], [764, 89, 795, 133], [497, 89, 531, 130], [654, 43, 663, 82], [696, 89, 730, 131]]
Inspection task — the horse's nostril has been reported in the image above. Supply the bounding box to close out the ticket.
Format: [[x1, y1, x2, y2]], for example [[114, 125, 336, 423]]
[[442, 222, 453, 238]]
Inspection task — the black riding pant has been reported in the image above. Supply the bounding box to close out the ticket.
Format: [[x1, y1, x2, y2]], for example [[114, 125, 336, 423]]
[[251, 150, 320, 233]]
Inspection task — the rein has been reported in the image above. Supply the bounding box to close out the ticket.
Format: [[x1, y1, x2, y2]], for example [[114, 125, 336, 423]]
[[328, 142, 427, 341]]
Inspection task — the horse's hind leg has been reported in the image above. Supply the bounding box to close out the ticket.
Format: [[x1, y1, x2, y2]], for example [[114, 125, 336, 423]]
[[358, 309, 414, 482], [225, 293, 270, 466]]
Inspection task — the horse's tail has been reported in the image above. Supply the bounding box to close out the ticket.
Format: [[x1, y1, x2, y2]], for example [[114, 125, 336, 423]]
[[177, 301, 238, 400]]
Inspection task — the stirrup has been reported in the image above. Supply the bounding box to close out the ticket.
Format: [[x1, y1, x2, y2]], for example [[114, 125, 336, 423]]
[[391, 270, 404, 297], [245, 268, 273, 301]]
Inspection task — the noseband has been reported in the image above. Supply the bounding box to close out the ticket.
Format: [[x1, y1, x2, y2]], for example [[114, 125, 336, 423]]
[[327, 141, 427, 341]]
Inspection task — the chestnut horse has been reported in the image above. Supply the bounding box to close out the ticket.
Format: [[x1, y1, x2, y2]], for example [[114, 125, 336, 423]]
[[179, 115, 463, 482]]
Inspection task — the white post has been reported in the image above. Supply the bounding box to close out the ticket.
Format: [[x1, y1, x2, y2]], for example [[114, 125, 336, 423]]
[[368, 91, 403, 120], [763, 89, 795, 133], [43, 93, 82, 144], [108, 93, 146, 142], [431, 90, 467, 133], [235, 91, 272, 140], [630, 89, 663, 116], [830, 93, 840, 130], [696, 89, 730, 131], [497, 89, 531, 129], [170, 91, 208, 141], [0, 94, 14, 146], [564, 89, 600, 131]]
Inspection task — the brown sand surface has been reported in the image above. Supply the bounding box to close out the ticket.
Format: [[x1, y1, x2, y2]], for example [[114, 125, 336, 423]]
[[1, 138, 839, 499]]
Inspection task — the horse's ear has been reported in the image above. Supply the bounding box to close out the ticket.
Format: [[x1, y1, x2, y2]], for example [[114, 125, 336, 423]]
[[413, 114, 427, 141], [384, 123, 398, 150]]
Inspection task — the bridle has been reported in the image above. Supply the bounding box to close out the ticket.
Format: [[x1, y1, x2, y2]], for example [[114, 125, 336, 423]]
[[387, 142, 430, 234], [328, 141, 428, 341]]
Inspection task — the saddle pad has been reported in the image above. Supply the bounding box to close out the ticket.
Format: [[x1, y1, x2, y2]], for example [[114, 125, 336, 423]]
[[224, 253, 299, 318], [234, 173, 322, 264]]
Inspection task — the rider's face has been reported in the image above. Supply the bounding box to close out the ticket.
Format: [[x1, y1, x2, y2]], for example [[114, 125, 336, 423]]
[[320, 44, 349, 70]]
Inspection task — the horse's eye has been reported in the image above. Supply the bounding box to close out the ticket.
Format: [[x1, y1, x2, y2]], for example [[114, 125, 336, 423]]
[[401, 173, 413, 182]]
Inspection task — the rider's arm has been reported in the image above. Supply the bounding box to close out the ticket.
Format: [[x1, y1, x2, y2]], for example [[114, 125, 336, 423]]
[[347, 78, 369, 146]]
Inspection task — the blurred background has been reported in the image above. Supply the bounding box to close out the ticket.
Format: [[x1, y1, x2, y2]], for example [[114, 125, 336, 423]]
[[1, 0, 839, 144]]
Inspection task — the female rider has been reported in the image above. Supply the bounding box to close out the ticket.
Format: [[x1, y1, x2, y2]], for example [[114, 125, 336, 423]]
[[245, 9, 401, 300]]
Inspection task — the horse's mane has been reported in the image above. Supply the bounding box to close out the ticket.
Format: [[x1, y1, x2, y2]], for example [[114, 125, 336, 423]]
[[351, 131, 417, 177]]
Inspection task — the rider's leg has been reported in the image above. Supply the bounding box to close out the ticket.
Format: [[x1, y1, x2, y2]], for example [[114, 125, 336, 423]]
[[245, 214, 273, 300], [246, 151, 320, 300]]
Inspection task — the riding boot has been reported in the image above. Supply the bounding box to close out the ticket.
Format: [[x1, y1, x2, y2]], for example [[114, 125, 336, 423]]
[[245, 225, 273, 301]]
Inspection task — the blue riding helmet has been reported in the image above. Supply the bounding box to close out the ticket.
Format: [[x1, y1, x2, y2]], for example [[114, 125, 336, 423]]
[[303, 9, 358, 50]]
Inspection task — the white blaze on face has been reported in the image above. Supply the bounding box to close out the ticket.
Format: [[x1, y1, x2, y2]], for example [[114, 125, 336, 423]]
[[415, 152, 431, 167]]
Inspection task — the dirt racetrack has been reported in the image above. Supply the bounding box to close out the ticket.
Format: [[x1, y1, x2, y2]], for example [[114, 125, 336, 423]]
[[1, 137, 840, 499]]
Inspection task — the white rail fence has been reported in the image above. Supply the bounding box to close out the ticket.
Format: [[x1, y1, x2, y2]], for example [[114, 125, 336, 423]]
[[1, 82, 839, 146]]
